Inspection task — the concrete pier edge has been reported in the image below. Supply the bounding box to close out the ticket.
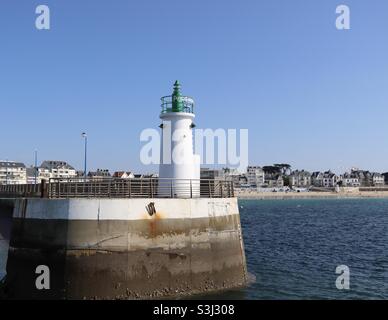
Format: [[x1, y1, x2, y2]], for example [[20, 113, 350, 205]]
[[1, 197, 247, 299]]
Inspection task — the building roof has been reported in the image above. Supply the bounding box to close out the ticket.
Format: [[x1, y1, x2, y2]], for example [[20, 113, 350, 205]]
[[290, 170, 311, 177], [41, 160, 75, 170], [311, 171, 322, 178], [247, 166, 263, 169], [0, 161, 26, 168], [371, 172, 383, 178], [112, 171, 133, 178], [88, 169, 111, 177], [323, 171, 337, 178], [342, 172, 359, 179]]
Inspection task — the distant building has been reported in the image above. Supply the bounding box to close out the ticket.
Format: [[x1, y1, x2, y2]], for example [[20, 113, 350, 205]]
[[133, 173, 158, 179], [350, 169, 384, 187], [88, 169, 111, 180], [76, 170, 85, 177], [113, 171, 135, 179], [146, 173, 159, 178], [311, 171, 324, 187], [261, 166, 284, 188], [322, 171, 339, 188], [371, 173, 385, 186], [264, 174, 284, 188], [247, 166, 265, 187], [0, 161, 27, 185], [40, 160, 77, 179], [26, 166, 51, 184], [340, 172, 360, 187], [200, 168, 225, 180], [222, 168, 244, 187], [311, 171, 338, 187], [289, 170, 311, 188], [382, 172, 388, 185], [237, 175, 248, 186], [351, 170, 372, 187]]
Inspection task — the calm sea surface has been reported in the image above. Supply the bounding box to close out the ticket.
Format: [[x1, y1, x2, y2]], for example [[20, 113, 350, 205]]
[[199, 198, 388, 300], [1, 198, 388, 299]]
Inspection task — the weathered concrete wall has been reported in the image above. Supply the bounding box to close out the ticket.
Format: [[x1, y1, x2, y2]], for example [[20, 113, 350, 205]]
[[5, 198, 247, 299]]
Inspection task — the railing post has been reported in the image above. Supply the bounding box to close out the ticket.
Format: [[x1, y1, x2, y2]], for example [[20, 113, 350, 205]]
[[40, 179, 47, 198], [83, 180, 85, 197], [190, 179, 193, 198], [171, 180, 173, 198], [208, 180, 212, 198]]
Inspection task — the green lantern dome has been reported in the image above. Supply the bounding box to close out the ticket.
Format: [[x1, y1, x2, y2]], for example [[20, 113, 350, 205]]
[[172, 80, 183, 112], [161, 81, 195, 114]]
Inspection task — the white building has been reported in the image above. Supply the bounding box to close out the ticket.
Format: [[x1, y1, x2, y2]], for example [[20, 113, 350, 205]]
[[311, 172, 324, 187], [222, 168, 244, 187], [0, 161, 27, 185], [322, 171, 339, 188], [372, 173, 385, 186], [247, 166, 265, 187], [289, 170, 311, 187], [340, 173, 360, 187], [26, 167, 52, 184], [40, 160, 77, 179]]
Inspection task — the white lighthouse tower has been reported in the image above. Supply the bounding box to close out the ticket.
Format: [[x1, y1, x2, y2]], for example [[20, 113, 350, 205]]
[[158, 81, 200, 198]]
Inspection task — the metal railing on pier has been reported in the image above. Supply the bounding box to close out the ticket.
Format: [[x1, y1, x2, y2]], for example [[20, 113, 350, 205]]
[[0, 178, 234, 199], [0, 183, 41, 198]]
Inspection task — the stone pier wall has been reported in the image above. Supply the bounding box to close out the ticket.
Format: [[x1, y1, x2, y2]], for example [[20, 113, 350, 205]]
[[0, 199, 13, 281], [3, 198, 247, 299]]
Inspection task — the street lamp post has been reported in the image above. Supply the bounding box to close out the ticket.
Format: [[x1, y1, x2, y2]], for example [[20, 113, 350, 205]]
[[34, 149, 38, 184], [81, 132, 88, 179]]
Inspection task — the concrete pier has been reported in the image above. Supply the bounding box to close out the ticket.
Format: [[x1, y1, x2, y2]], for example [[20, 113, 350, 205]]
[[0, 199, 13, 282], [2, 197, 247, 299]]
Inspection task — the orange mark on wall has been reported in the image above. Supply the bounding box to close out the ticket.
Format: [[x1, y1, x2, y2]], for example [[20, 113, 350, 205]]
[[139, 210, 167, 237]]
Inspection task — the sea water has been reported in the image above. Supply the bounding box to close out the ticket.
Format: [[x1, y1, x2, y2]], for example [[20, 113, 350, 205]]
[[200, 198, 388, 299]]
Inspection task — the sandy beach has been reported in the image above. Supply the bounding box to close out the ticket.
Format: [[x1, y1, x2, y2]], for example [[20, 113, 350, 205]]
[[236, 190, 388, 200]]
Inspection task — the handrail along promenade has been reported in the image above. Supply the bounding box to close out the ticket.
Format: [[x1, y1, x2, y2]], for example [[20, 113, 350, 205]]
[[0, 178, 234, 199]]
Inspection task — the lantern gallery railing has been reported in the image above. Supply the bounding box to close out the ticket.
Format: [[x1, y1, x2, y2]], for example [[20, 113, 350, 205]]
[[0, 178, 234, 199], [160, 95, 195, 114]]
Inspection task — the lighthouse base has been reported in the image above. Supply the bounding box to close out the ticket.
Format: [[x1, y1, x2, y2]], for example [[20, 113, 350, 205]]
[[3, 197, 247, 299]]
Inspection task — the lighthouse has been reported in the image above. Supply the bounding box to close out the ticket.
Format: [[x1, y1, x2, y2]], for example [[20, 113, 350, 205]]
[[158, 81, 200, 197], [2, 81, 247, 300]]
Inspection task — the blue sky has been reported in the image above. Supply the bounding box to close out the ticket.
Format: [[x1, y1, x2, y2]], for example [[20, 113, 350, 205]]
[[1, 0, 387, 173]]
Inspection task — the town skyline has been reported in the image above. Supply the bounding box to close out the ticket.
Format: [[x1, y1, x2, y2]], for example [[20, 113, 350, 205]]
[[1, 158, 387, 186], [1, 155, 388, 176]]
